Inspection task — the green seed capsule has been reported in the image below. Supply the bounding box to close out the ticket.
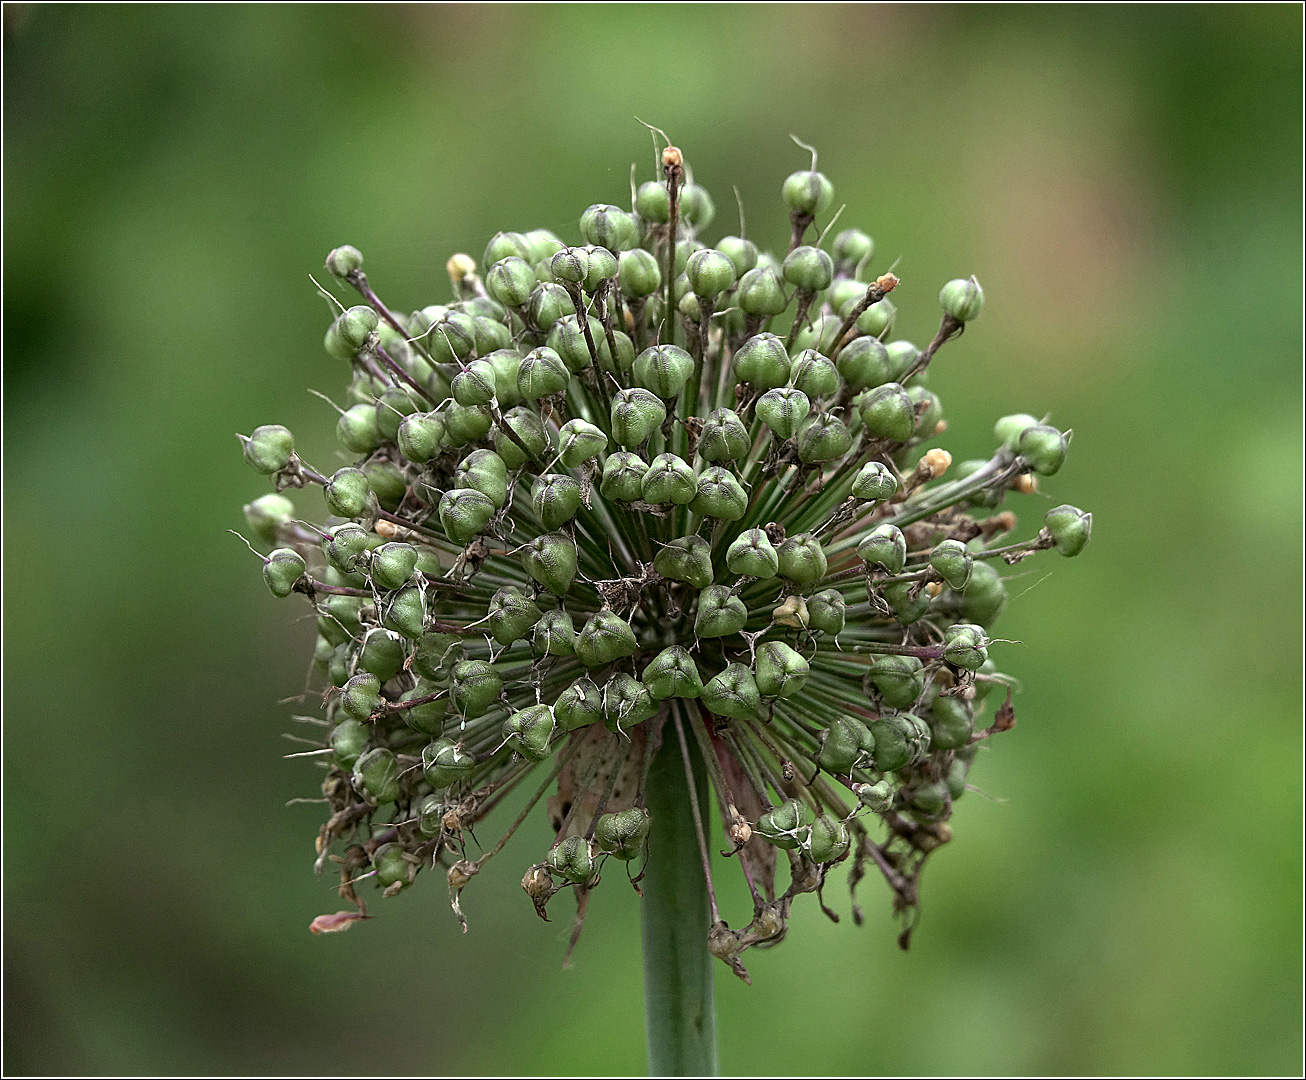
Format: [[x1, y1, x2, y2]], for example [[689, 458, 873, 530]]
[[882, 580, 931, 625], [325, 244, 363, 279], [488, 585, 543, 646], [869, 713, 931, 772], [930, 538, 973, 591], [776, 533, 827, 584], [961, 560, 1007, 627], [851, 462, 898, 503], [994, 413, 1040, 451], [837, 336, 893, 391], [698, 408, 750, 462], [416, 792, 444, 837], [438, 487, 496, 545], [396, 411, 444, 464], [642, 646, 703, 700], [756, 798, 810, 850], [595, 807, 651, 860], [451, 660, 503, 718], [549, 246, 589, 285], [504, 704, 555, 761], [381, 586, 425, 639], [526, 282, 575, 332], [442, 402, 493, 446], [514, 346, 569, 400], [556, 419, 607, 468], [243, 493, 295, 546], [716, 235, 758, 277], [485, 349, 524, 407], [736, 266, 788, 317], [522, 532, 578, 596], [884, 341, 921, 382], [554, 677, 604, 731], [361, 461, 408, 512], [1019, 423, 1067, 475], [806, 589, 846, 636], [907, 385, 943, 438], [679, 182, 714, 229], [599, 451, 649, 501], [242, 424, 295, 475], [685, 248, 737, 299], [603, 673, 658, 733], [782, 169, 834, 216], [782, 245, 834, 292], [340, 671, 381, 721], [486, 256, 537, 308], [1045, 504, 1092, 556], [859, 383, 916, 442], [791, 311, 844, 355], [324, 522, 371, 574], [789, 350, 841, 399], [399, 684, 447, 736], [575, 610, 638, 667], [358, 629, 405, 682], [423, 737, 477, 788], [322, 467, 368, 517], [805, 813, 851, 863], [654, 535, 715, 589], [854, 779, 895, 813], [828, 278, 866, 314], [426, 311, 477, 364], [582, 245, 619, 293], [818, 715, 872, 774], [635, 180, 671, 223], [831, 228, 874, 272], [484, 231, 532, 266], [796, 412, 853, 464], [495, 406, 550, 470], [326, 642, 353, 686], [320, 594, 364, 643], [944, 623, 989, 670], [353, 747, 401, 805], [374, 386, 421, 442], [262, 548, 305, 598], [755, 641, 810, 698], [531, 608, 576, 658], [580, 203, 640, 252], [531, 473, 582, 530], [619, 248, 662, 298], [939, 276, 984, 322], [856, 297, 896, 338], [523, 228, 565, 263], [695, 585, 748, 638], [691, 466, 748, 520], [726, 528, 779, 579], [451, 359, 497, 407], [547, 835, 596, 884], [634, 344, 695, 400], [701, 662, 762, 720], [371, 542, 418, 590], [947, 755, 971, 801], [610, 388, 667, 447], [734, 333, 791, 390], [330, 718, 369, 769], [756, 387, 811, 439], [909, 780, 951, 818], [337, 305, 380, 350], [870, 654, 925, 709], [642, 454, 697, 505], [929, 695, 974, 750]]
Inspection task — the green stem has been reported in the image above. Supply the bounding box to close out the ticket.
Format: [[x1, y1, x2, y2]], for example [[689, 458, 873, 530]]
[[641, 723, 718, 1076]]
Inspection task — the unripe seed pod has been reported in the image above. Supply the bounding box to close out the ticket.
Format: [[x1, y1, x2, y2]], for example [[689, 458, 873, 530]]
[[556, 419, 607, 468], [325, 244, 363, 279], [909, 780, 951, 818], [654, 535, 714, 589], [818, 715, 872, 773], [486, 256, 536, 308], [930, 695, 974, 750], [831, 228, 874, 272], [836, 336, 893, 391], [361, 461, 407, 512], [451, 659, 504, 718], [685, 248, 737, 298], [773, 593, 809, 628], [395, 411, 443, 464], [859, 383, 916, 441], [324, 522, 372, 574], [795, 412, 852, 464], [523, 228, 565, 263], [582, 245, 619, 293], [423, 737, 476, 788], [599, 451, 649, 501], [1045, 504, 1092, 556], [791, 311, 844, 355], [547, 835, 596, 884], [642, 646, 704, 700], [735, 266, 788, 317], [755, 641, 810, 698], [243, 493, 294, 546], [549, 246, 589, 285], [679, 182, 714, 229], [635, 180, 671, 223], [695, 585, 748, 638], [882, 580, 931, 625], [438, 487, 496, 545], [726, 528, 779, 579], [483, 231, 531, 266], [871, 653, 926, 709], [618, 248, 662, 298], [526, 282, 575, 332], [442, 402, 493, 446], [522, 532, 578, 596], [869, 712, 931, 772], [717, 235, 758, 277], [634, 344, 695, 400], [789, 349, 841, 399], [734, 333, 791, 390], [806, 589, 846, 636], [576, 610, 638, 667], [243, 424, 295, 474], [756, 386, 811, 439], [610, 388, 667, 447], [805, 813, 851, 863], [417, 792, 444, 837], [580, 203, 639, 252], [531, 473, 582, 530], [776, 532, 827, 584], [337, 305, 380, 350], [961, 560, 1007, 627], [855, 297, 896, 338], [323, 466, 370, 517], [451, 358, 498, 407], [399, 684, 447, 736], [930, 538, 974, 591], [425, 310, 477, 365], [994, 413, 1041, 451], [947, 755, 972, 801], [701, 662, 762, 720], [853, 779, 894, 813], [412, 632, 461, 683], [531, 608, 576, 658], [642, 453, 697, 505], [374, 386, 420, 443], [353, 747, 401, 805], [907, 385, 943, 439], [517, 346, 571, 400], [755, 798, 810, 849], [1018, 423, 1066, 475], [495, 406, 550, 470], [692, 466, 748, 520], [381, 586, 426, 639], [828, 277, 865, 314], [358, 629, 405, 682], [944, 623, 989, 670], [603, 672, 657, 732], [340, 672, 381, 721], [330, 718, 369, 768], [488, 585, 543, 646], [595, 807, 651, 860], [939, 276, 984, 322], [852, 461, 898, 502], [503, 704, 555, 761], [554, 677, 603, 731], [698, 408, 750, 462], [263, 548, 305, 598], [320, 593, 364, 643], [485, 349, 524, 407], [371, 542, 418, 590], [782, 245, 834, 292], [884, 341, 921, 382], [782, 170, 834, 216]]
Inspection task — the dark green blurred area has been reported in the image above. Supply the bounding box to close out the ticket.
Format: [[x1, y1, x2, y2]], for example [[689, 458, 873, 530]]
[[3, 4, 1301, 1075]]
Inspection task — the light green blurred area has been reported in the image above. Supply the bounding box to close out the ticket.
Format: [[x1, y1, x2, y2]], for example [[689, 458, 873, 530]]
[[3, 4, 1300, 1076]]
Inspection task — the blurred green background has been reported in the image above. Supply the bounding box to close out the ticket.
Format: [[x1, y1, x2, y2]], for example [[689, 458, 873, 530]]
[[4, 4, 1301, 1076]]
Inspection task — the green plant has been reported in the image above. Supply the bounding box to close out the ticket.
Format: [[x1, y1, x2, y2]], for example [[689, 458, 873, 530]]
[[237, 133, 1090, 1075]]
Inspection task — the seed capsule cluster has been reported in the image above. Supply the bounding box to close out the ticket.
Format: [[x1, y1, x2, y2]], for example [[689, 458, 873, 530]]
[[240, 140, 1090, 973]]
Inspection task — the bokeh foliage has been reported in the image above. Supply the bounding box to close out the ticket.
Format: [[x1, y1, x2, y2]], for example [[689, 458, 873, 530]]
[[3, 4, 1301, 1075]]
